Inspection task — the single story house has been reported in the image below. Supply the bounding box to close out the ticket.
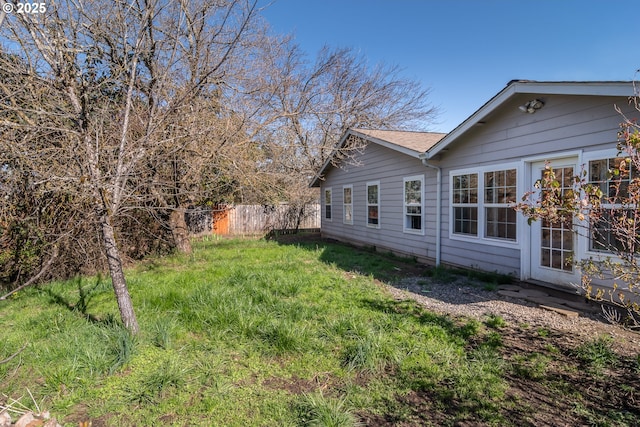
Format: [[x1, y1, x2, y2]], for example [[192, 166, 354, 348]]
[[310, 80, 638, 291]]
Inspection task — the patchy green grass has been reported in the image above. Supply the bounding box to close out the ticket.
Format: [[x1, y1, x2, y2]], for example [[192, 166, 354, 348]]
[[0, 238, 507, 426], [485, 314, 508, 329], [0, 236, 638, 426], [573, 336, 619, 376]]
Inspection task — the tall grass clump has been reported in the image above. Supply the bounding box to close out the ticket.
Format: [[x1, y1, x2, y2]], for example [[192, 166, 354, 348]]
[[105, 325, 137, 373], [124, 356, 187, 405], [511, 352, 551, 380], [149, 317, 175, 349], [295, 392, 362, 427], [341, 331, 399, 374], [255, 317, 311, 355]]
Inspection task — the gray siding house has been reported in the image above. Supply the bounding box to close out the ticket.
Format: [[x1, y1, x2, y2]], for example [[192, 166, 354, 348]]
[[311, 80, 638, 291]]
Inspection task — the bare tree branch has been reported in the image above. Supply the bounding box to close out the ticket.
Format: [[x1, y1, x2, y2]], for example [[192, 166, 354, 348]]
[[0, 343, 28, 365], [0, 247, 58, 301]]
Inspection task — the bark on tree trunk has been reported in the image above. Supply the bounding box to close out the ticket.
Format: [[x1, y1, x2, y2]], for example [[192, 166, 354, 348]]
[[100, 215, 140, 334], [170, 207, 192, 254]]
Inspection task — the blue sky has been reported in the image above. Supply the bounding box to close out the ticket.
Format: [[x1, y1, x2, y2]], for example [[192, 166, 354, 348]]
[[260, 0, 638, 133]]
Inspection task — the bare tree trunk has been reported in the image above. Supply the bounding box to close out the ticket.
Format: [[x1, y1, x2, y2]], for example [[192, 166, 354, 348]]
[[294, 204, 305, 232], [100, 214, 139, 334], [170, 207, 192, 254]]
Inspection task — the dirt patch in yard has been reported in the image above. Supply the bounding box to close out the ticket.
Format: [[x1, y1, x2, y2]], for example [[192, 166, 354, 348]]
[[274, 232, 640, 426], [495, 323, 639, 427], [358, 307, 639, 426], [384, 271, 639, 425]]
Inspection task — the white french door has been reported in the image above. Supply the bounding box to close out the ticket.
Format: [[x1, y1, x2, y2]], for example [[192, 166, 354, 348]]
[[529, 159, 582, 285]]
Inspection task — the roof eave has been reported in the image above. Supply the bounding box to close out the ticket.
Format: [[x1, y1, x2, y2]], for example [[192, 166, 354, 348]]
[[351, 130, 424, 159], [427, 80, 636, 157], [309, 130, 351, 188], [309, 129, 424, 187]]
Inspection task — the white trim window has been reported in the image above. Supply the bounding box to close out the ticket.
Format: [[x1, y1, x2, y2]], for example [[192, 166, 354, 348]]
[[323, 188, 332, 221], [403, 175, 424, 234], [588, 156, 636, 253], [343, 185, 353, 225], [484, 169, 517, 240], [367, 181, 380, 228], [452, 173, 478, 236], [451, 165, 518, 244]]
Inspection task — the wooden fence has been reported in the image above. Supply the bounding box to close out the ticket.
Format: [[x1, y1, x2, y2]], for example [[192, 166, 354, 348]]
[[186, 203, 320, 236]]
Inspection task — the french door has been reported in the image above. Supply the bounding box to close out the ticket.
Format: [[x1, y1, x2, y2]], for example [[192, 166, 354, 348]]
[[529, 159, 581, 285]]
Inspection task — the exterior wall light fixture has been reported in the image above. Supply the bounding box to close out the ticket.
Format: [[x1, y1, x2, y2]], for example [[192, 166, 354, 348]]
[[519, 99, 544, 113]]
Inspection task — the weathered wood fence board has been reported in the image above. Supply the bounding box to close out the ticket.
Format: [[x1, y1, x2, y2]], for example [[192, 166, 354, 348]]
[[186, 204, 320, 236]]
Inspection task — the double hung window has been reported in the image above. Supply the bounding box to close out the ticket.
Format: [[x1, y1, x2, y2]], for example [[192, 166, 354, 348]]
[[404, 176, 424, 234], [323, 188, 332, 220], [484, 169, 517, 240], [452, 173, 478, 236], [343, 185, 353, 224], [367, 181, 380, 227], [588, 157, 637, 253]]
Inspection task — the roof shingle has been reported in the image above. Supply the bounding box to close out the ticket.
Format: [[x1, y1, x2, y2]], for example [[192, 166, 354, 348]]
[[352, 128, 446, 153]]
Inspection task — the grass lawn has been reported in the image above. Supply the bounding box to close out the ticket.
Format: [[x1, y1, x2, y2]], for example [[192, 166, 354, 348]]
[[0, 235, 638, 426]]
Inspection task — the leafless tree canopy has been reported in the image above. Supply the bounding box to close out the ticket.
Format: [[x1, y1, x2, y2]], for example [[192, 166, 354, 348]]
[[0, 0, 437, 332]]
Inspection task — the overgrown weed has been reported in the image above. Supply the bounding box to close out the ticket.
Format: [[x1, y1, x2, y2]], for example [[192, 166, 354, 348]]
[[0, 238, 636, 426], [574, 336, 618, 375]]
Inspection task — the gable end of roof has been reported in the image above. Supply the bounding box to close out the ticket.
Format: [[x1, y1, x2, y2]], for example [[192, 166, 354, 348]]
[[309, 128, 445, 187], [426, 80, 637, 158]]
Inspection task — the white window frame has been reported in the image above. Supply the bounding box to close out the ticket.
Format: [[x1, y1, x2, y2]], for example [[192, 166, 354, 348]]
[[583, 149, 637, 258], [343, 185, 353, 225], [451, 172, 479, 238], [366, 181, 380, 229], [449, 163, 520, 248], [403, 175, 424, 235], [484, 169, 518, 241], [323, 187, 332, 221]]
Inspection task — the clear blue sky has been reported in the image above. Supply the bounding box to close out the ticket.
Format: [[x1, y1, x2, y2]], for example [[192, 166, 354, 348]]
[[260, 0, 638, 133]]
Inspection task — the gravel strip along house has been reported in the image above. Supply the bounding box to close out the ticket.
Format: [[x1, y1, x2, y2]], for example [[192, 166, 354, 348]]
[[311, 80, 638, 300]]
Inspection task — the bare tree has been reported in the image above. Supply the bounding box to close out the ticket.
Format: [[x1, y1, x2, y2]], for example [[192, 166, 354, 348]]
[[0, 0, 266, 333], [0, 0, 438, 331], [241, 43, 439, 216], [251, 45, 435, 160]]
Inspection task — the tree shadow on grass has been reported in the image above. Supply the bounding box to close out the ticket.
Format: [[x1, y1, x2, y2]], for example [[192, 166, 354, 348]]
[[269, 232, 610, 325], [269, 232, 508, 305], [268, 231, 428, 282], [358, 296, 480, 340], [270, 233, 640, 426], [42, 275, 118, 327]]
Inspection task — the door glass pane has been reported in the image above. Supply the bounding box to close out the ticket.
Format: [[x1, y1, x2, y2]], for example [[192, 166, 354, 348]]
[[539, 167, 574, 272], [551, 249, 563, 270], [541, 248, 550, 267]]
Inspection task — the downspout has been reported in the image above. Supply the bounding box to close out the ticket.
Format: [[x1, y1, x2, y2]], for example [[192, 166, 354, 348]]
[[419, 152, 441, 266]]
